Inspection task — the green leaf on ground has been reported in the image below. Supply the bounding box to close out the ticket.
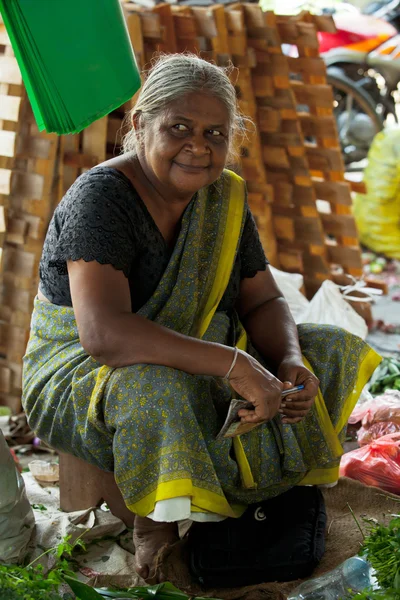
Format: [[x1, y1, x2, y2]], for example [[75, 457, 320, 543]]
[[32, 503, 48, 511]]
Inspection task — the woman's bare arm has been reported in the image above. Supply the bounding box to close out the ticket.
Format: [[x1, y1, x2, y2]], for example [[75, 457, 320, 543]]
[[237, 266, 302, 369], [236, 266, 319, 424], [68, 259, 284, 423], [68, 259, 234, 377]]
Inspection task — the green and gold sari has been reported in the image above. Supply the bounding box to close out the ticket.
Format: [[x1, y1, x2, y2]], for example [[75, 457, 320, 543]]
[[23, 170, 380, 518]]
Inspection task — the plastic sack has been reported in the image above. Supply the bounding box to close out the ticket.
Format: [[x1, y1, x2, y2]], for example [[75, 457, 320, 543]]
[[269, 267, 309, 323], [270, 269, 368, 339], [0, 430, 35, 563], [348, 386, 374, 423], [297, 280, 368, 340], [348, 390, 400, 445], [349, 390, 400, 424], [353, 127, 400, 260], [340, 432, 400, 494], [358, 421, 400, 446]]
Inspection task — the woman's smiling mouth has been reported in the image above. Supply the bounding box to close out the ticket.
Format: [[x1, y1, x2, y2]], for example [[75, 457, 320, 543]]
[[173, 161, 209, 173]]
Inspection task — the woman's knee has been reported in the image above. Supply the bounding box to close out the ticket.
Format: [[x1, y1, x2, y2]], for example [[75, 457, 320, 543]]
[[297, 323, 351, 348], [104, 363, 205, 417]]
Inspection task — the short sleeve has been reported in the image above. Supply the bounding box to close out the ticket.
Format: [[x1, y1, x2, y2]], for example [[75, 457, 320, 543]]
[[239, 204, 269, 279], [47, 170, 137, 277]]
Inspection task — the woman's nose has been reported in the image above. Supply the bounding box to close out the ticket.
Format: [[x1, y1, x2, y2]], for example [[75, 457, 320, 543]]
[[186, 134, 210, 155]]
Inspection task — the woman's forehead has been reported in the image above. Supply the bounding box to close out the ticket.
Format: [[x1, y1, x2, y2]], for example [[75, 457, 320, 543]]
[[161, 92, 230, 125]]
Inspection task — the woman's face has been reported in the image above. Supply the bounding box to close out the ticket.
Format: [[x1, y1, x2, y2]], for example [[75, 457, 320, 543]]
[[138, 91, 231, 198]]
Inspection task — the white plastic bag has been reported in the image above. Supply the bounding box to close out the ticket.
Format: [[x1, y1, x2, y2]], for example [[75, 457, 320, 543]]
[[297, 280, 368, 339], [0, 430, 35, 563], [270, 269, 368, 339], [269, 266, 309, 322]]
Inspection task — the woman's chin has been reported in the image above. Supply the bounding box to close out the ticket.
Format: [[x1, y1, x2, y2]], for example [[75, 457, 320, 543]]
[[170, 167, 219, 195]]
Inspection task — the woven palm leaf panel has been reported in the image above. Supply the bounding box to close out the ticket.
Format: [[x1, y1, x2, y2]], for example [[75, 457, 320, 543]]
[[0, 20, 58, 411]]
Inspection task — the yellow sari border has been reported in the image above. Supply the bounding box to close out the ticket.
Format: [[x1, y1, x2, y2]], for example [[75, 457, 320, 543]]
[[195, 171, 256, 491], [88, 365, 114, 435], [197, 170, 246, 339], [299, 347, 382, 486], [125, 478, 246, 518], [302, 356, 343, 458], [335, 346, 382, 434]]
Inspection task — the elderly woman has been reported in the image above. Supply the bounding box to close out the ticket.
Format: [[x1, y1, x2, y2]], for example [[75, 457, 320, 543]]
[[23, 54, 380, 581]]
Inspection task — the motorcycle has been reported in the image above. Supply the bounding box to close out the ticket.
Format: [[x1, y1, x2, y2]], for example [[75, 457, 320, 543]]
[[320, 0, 400, 166]]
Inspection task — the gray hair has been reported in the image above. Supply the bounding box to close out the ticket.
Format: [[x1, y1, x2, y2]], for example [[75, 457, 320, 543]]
[[122, 53, 249, 161]]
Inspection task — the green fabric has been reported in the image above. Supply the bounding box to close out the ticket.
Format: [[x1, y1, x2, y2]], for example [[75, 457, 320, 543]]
[[0, 0, 140, 134], [22, 171, 378, 516]]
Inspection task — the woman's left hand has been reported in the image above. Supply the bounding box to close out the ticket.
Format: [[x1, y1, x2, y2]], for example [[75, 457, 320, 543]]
[[277, 358, 319, 424]]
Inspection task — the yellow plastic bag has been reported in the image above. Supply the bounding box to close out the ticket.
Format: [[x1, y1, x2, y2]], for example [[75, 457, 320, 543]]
[[353, 127, 400, 260]]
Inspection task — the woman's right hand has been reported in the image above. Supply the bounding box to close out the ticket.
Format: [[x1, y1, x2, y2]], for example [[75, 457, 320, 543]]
[[228, 350, 283, 424]]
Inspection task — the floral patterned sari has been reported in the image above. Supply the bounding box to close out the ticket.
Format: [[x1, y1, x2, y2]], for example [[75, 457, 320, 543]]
[[23, 170, 381, 518]]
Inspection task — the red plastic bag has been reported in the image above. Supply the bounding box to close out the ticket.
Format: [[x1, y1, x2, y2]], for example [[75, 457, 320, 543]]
[[340, 432, 400, 494]]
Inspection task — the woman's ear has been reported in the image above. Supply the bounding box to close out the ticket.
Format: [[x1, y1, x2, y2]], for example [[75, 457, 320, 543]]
[[132, 111, 141, 131]]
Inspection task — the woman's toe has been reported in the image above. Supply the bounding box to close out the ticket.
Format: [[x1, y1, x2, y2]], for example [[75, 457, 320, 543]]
[[133, 516, 179, 582], [135, 562, 150, 580]]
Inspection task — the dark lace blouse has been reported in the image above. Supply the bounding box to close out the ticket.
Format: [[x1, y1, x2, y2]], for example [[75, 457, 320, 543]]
[[39, 167, 268, 313]]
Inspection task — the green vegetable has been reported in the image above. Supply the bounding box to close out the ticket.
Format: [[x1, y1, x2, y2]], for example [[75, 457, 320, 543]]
[[370, 263, 383, 274], [345, 589, 400, 599], [0, 564, 68, 600], [388, 363, 400, 376], [0, 531, 87, 599], [360, 517, 400, 590], [368, 358, 400, 395], [31, 503, 48, 511]]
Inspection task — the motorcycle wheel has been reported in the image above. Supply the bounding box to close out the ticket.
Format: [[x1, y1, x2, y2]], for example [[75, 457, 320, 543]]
[[330, 62, 397, 124], [327, 69, 384, 171]]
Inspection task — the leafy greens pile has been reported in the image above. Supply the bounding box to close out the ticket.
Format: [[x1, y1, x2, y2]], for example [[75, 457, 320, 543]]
[[346, 512, 400, 599], [0, 531, 217, 600]]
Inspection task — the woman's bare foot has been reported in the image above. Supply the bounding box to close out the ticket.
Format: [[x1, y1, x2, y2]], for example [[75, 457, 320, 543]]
[[133, 516, 179, 583]]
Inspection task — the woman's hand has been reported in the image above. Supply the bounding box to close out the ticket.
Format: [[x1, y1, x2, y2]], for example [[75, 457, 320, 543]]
[[277, 357, 319, 424], [228, 350, 283, 425]]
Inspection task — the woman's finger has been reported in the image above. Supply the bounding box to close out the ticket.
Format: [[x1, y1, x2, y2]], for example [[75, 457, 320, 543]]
[[286, 380, 318, 401], [281, 416, 303, 424], [285, 391, 315, 403], [240, 412, 265, 424], [303, 376, 319, 393], [238, 408, 255, 418], [279, 407, 309, 418], [238, 406, 268, 421], [282, 380, 293, 389], [282, 399, 314, 410]]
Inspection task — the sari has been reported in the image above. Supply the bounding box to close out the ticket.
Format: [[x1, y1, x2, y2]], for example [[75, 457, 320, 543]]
[[22, 169, 381, 519]]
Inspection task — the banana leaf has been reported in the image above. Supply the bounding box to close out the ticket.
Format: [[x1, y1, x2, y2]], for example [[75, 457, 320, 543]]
[[94, 582, 220, 600]]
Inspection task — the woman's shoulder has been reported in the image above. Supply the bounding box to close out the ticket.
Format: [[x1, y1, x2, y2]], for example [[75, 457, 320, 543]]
[[67, 165, 138, 201], [56, 166, 143, 221]]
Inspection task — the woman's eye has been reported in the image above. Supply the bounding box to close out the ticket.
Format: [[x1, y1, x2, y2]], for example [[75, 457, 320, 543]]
[[172, 124, 189, 132], [208, 129, 223, 137]]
